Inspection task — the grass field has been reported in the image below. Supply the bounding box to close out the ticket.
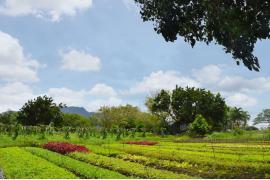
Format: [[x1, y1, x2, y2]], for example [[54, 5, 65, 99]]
[[0, 132, 270, 179]]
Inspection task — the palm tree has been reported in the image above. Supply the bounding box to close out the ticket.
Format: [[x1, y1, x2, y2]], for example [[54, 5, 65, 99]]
[[227, 107, 250, 129]]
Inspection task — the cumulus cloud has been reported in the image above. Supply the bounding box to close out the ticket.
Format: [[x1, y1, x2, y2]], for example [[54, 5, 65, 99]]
[[226, 93, 257, 108], [127, 70, 199, 94], [89, 83, 117, 97], [0, 31, 41, 82], [86, 97, 122, 112], [0, 0, 92, 22], [192, 64, 222, 84], [218, 76, 270, 93], [0, 82, 35, 112], [47, 84, 121, 112], [60, 49, 101, 72], [47, 87, 87, 106]]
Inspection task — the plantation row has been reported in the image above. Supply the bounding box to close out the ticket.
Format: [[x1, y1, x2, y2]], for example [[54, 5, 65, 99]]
[[0, 124, 151, 141], [0, 134, 270, 179]]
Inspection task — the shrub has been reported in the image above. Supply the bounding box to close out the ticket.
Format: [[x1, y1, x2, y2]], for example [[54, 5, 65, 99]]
[[245, 126, 259, 131], [123, 141, 159, 145], [43, 142, 90, 154], [188, 115, 209, 136]]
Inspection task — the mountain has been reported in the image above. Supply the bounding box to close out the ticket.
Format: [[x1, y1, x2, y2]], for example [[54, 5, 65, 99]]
[[61, 106, 94, 117]]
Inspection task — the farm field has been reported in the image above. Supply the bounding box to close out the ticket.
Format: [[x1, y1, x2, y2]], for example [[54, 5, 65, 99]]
[[0, 133, 270, 179]]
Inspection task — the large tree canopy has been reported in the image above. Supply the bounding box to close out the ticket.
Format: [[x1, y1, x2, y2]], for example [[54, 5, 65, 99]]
[[17, 96, 64, 126], [134, 0, 270, 71], [146, 86, 227, 133]]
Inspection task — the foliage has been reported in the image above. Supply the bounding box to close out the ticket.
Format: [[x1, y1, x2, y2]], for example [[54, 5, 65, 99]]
[[108, 143, 270, 178], [188, 115, 209, 136], [92, 104, 160, 132], [0, 147, 76, 179], [123, 141, 159, 145], [17, 96, 64, 126], [62, 113, 92, 127], [0, 111, 18, 125], [226, 107, 250, 129], [254, 109, 270, 126], [70, 152, 192, 179], [134, 0, 270, 71], [43, 142, 90, 154], [25, 147, 127, 179], [245, 126, 259, 131], [147, 86, 226, 133]]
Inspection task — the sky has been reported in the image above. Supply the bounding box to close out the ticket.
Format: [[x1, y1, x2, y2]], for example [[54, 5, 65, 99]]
[[0, 0, 269, 126]]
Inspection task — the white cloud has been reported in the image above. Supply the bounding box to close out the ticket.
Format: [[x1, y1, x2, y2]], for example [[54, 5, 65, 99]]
[[226, 93, 257, 108], [89, 83, 117, 97], [47, 85, 122, 112], [127, 70, 199, 94], [0, 31, 41, 82], [47, 87, 86, 106], [86, 97, 122, 112], [0, 82, 35, 112], [218, 76, 270, 93], [0, 0, 92, 22], [192, 64, 221, 84], [60, 49, 101, 72]]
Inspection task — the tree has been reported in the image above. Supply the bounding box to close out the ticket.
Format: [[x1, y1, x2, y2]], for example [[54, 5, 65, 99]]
[[17, 96, 64, 126], [146, 86, 227, 133], [0, 111, 18, 125], [226, 107, 250, 129], [62, 113, 92, 127], [134, 0, 270, 71], [254, 109, 270, 126], [93, 104, 158, 131], [188, 114, 209, 136]]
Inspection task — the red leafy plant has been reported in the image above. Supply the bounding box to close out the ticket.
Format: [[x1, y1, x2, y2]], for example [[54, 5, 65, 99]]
[[123, 141, 159, 146], [43, 142, 90, 155]]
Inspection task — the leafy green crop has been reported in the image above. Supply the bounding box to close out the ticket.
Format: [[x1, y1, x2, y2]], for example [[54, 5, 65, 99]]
[[25, 147, 127, 179], [0, 147, 76, 179], [70, 152, 193, 179]]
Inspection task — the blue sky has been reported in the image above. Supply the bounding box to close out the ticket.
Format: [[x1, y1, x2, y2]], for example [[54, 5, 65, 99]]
[[0, 0, 269, 125]]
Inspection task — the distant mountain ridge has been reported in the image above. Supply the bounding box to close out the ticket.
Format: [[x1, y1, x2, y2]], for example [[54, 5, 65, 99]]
[[61, 106, 94, 117]]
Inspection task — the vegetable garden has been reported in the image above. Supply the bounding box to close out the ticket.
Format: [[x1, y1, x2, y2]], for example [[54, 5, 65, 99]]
[[0, 125, 270, 179]]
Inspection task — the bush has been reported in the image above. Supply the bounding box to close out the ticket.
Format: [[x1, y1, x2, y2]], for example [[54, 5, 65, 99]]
[[245, 126, 259, 131], [188, 115, 209, 136], [43, 142, 90, 155]]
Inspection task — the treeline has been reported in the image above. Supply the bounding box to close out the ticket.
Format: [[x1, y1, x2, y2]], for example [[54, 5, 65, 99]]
[[0, 86, 266, 137]]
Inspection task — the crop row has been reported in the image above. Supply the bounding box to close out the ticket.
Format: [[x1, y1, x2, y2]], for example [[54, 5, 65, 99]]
[[85, 144, 230, 178], [24, 147, 127, 179], [107, 144, 270, 178], [153, 142, 270, 155], [110, 143, 270, 163], [69, 151, 193, 179], [0, 147, 76, 179]]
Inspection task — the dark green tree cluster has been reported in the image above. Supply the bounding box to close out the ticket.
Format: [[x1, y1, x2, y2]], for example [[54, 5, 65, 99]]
[[134, 0, 270, 71], [146, 86, 227, 133], [0, 111, 18, 125], [17, 96, 64, 127]]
